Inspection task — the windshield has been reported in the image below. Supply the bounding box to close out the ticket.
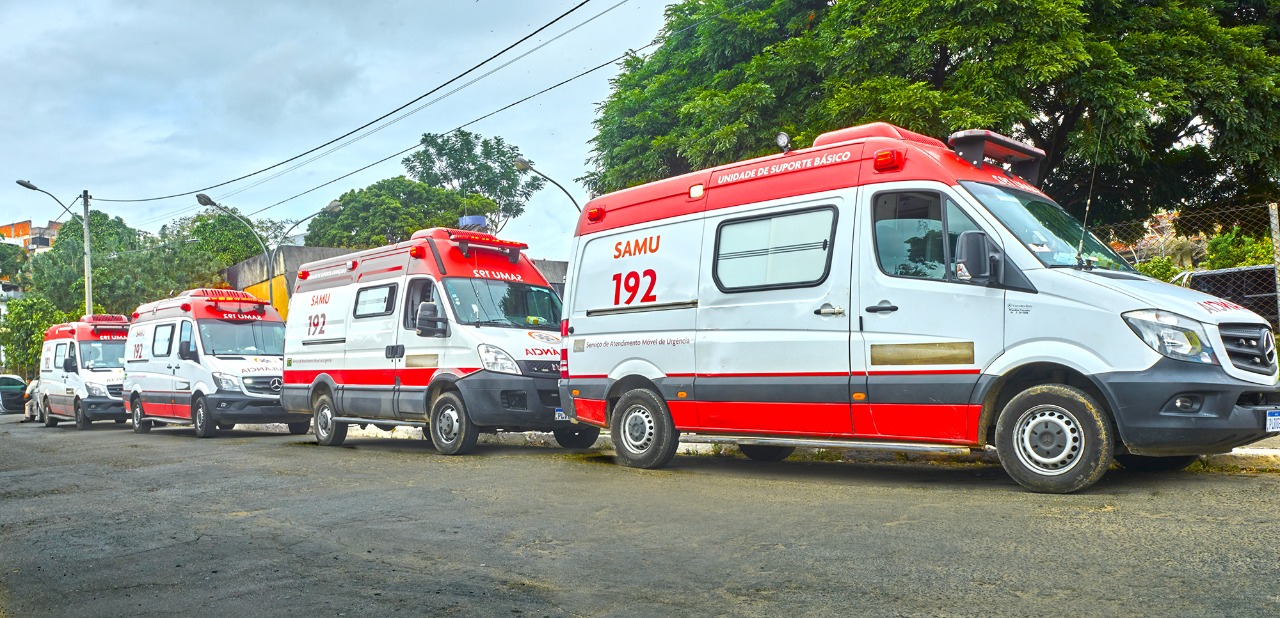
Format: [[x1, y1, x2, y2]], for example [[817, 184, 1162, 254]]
[[197, 319, 285, 356], [443, 278, 562, 330], [961, 181, 1133, 271], [81, 341, 125, 369]]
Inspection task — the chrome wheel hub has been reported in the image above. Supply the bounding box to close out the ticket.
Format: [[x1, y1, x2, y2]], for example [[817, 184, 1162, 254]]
[[436, 406, 460, 443], [1014, 404, 1083, 476], [620, 405, 655, 453]]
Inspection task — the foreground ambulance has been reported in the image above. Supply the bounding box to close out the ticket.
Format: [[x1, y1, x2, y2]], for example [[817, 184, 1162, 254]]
[[37, 315, 131, 428], [123, 289, 310, 437], [559, 122, 1280, 493], [282, 227, 593, 454]]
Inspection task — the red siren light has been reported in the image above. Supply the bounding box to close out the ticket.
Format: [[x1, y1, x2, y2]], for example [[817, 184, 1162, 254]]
[[297, 270, 310, 281], [873, 149, 905, 172], [180, 303, 192, 312], [586, 207, 606, 222], [408, 245, 427, 259]]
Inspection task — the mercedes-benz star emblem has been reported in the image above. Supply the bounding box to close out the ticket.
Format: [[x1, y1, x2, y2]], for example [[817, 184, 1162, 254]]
[[1263, 331, 1276, 365], [270, 378, 283, 392]]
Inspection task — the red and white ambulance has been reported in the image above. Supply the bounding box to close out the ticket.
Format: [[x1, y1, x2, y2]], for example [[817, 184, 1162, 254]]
[[559, 122, 1280, 493], [37, 315, 131, 428], [122, 289, 310, 437], [282, 227, 593, 454]]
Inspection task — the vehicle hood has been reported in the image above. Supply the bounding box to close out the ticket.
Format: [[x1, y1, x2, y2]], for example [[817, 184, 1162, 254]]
[[206, 355, 284, 376], [85, 367, 125, 384], [1053, 269, 1271, 325], [473, 327, 562, 362]]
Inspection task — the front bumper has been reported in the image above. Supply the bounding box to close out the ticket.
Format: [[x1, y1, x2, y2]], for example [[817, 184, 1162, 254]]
[[1097, 357, 1280, 455], [455, 370, 571, 430], [82, 396, 128, 421], [206, 392, 309, 424]]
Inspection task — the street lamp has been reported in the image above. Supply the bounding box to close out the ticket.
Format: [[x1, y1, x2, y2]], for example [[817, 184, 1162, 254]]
[[514, 157, 581, 212], [196, 193, 273, 307], [273, 199, 343, 298], [16, 180, 94, 316]]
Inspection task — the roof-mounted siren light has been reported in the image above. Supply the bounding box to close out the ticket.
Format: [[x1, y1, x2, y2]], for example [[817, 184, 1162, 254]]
[[447, 230, 529, 264], [947, 129, 1046, 185]]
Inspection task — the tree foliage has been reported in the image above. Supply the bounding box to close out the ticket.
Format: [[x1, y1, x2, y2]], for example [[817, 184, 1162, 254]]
[[584, 0, 1280, 225], [0, 294, 70, 378], [0, 242, 25, 278], [304, 176, 497, 249], [402, 130, 544, 232], [1133, 256, 1181, 281], [164, 207, 289, 268], [1202, 226, 1274, 269]]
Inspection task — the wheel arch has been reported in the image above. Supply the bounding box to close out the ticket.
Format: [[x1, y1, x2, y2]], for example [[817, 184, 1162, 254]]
[[604, 374, 662, 427], [974, 361, 1117, 448]]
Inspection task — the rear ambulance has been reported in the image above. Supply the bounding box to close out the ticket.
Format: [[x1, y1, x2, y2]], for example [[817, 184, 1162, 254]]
[[283, 227, 594, 454], [123, 289, 310, 437], [559, 122, 1280, 493], [37, 315, 130, 428]]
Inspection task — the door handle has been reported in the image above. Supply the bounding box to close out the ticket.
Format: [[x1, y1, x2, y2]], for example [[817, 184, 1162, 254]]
[[865, 304, 899, 313], [813, 305, 846, 316]]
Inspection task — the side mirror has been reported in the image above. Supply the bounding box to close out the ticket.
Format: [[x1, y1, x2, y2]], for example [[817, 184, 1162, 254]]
[[415, 301, 449, 338], [178, 341, 198, 362], [954, 230, 996, 284], [62, 357, 78, 373]]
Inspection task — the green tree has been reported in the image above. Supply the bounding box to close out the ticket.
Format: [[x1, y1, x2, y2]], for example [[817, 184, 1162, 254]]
[[304, 176, 497, 249], [164, 207, 289, 268], [0, 242, 25, 278], [1203, 226, 1274, 269], [583, 0, 1280, 226], [1134, 256, 1182, 281], [0, 294, 71, 378], [402, 130, 544, 232]]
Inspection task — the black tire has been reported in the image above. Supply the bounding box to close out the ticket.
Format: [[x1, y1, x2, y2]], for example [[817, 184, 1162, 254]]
[[1115, 454, 1199, 473], [374, 424, 396, 432], [38, 402, 50, 427], [74, 399, 91, 430], [216, 423, 237, 431], [995, 384, 1114, 494], [287, 421, 310, 435], [132, 397, 152, 434], [43, 400, 58, 427], [739, 444, 795, 462], [610, 388, 679, 469], [553, 424, 601, 449], [192, 396, 217, 438], [430, 392, 477, 455], [114, 419, 126, 424], [313, 393, 347, 446], [420, 425, 434, 447]]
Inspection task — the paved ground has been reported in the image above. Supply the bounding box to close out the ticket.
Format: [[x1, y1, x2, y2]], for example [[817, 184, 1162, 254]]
[[2, 414, 1279, 617]]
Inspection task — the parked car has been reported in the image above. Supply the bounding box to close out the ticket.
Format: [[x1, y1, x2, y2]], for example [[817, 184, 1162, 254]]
[[1173, 265, 1279, 329], [1, 374, 27, 413]]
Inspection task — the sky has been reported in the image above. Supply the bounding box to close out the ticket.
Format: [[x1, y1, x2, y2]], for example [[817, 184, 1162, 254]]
[[0, 0, 673, 261]]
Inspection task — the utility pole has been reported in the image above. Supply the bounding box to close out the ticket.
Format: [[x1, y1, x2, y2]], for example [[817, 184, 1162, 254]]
[[82, 189, 93, 316]]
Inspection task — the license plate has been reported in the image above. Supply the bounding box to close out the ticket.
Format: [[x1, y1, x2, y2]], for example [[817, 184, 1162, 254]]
[[554, 408, 568, 421], [1268, 410, 1280, 433]]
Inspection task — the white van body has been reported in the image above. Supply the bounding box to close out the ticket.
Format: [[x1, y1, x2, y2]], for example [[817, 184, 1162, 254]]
[[559, 122, 1280, 493], [37, 315, 130, 429], [122, 289, 310, 438], [282, 227, 594, 454]]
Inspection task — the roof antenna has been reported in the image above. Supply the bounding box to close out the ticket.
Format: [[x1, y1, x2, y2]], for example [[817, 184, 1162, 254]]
[[1076, 112, 1106, 270]]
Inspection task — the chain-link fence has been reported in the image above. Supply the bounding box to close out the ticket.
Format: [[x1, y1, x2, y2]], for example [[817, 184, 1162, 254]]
[[1091, 204, 1280, 328]]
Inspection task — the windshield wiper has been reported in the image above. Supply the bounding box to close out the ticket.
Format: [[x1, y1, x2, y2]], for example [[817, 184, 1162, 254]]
[[472, 319, 517, 328]]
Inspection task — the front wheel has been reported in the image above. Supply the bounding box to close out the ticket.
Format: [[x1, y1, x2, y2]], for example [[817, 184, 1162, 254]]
[[610, 388, 679, 469], [74, 400, 91, 430], [430, 392, 477, 456], [313, 393, 347, 446], [132, 398, 152, 434], [192, 397, 217, 438], [553, 424, 601, 449], [995, 384, 1114, 494], [1115, 454, 1199, 473]]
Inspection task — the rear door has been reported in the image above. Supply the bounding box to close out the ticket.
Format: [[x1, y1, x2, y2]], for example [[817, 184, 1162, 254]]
[[857, 183, 1004, 444], [694, 194, 860, 436]]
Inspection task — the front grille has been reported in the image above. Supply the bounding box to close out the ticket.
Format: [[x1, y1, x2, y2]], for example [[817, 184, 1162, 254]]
[[106, 384, 123, 399], [519, 360, 560, 376], [1218, 324, 1277, 375], [242, 375, 283, 396]]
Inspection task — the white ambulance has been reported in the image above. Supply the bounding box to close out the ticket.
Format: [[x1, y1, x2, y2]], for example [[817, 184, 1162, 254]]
[[37, 314, 131, 429], [282, 227, 595, 454], [122, 289, 311, 437], [559, 122, 1280, 493]]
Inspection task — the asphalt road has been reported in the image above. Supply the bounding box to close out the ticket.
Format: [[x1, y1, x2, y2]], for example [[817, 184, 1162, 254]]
[[2, 415, 1278, 617]]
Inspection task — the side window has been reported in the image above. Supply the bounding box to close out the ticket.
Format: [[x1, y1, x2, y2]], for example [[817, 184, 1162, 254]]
[[152, 324, 175, 357], [178, 321, 194, 352], [53, 343, 68, 368], [354, 284, 398, 319], [872, 191, 981, 282], [402, 279, 436, 329], [714, 206, 838, 292], [66, 343, 78, 367]]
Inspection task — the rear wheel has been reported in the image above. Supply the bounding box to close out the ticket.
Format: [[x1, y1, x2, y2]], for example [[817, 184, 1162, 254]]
[[610, 388, 679, 469], [1115, 454, 1199, 473], [995, 384, 1114, 494], [74, 399, 91, 430], [430, 392, 477, 455], [287, 421, 310, 435], [132, 397, 152, 434], [739, 444, 795, 462], [192, 396, 217, 438], [43, 400, 58, 427], [553, 424, 601, 449], [313, 393, 347, 446]]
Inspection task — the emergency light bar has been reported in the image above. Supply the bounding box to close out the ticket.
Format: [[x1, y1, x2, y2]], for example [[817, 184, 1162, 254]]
[[947, 129, 1045, 185], [445, 229, 528, 264], [80, 314, 129, 323]]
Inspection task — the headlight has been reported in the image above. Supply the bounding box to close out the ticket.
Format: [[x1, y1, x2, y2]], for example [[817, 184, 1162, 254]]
[[86, 383, 108, 397], [213, 372, 243, 392], [1123, 310, 1217, 365], [478, 344, 521, 375]]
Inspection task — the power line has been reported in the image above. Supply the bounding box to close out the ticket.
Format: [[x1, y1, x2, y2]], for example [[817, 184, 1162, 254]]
[[94, 0, 597, 204]]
